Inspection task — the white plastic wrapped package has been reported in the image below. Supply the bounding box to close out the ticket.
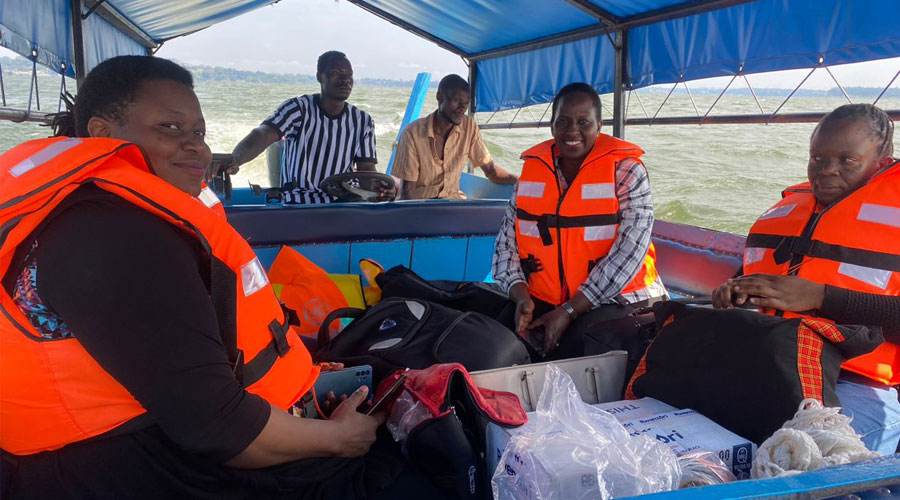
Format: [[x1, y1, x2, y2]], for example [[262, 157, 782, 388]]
[[677, 451, 737, 488], [385, 390, 430, 444], [492, 365, 681, 500]]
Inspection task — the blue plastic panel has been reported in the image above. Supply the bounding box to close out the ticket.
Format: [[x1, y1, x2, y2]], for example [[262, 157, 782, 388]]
[[627, 0, 900, 89], [623, 456, 900, 500], [0, 0, 75, 77], [350, 241, 412, 273], [357, 0, 596, 54], [475, 35, 616, 112], [459, 172, 515, 200], [254, 243, 351, 274], [84, 11, 146, 73], [464, 236, 497, 282], [108, 0, 278, 41], [254, 246, 280, 271], [587, 0, 695, 18], [411, 238, 468, 281], [292, 244, 352, 274]]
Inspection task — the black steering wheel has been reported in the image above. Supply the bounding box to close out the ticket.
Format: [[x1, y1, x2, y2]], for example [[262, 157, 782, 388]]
[[319, 172, 396, 202]]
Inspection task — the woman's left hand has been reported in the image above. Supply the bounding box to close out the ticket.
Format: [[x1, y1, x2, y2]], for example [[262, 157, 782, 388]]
[[528, 307, 572, 355], [731, 274, 826, 312]]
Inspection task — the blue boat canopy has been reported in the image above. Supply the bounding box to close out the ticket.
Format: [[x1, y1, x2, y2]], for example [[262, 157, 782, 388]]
[[4, 0, 900, 112]]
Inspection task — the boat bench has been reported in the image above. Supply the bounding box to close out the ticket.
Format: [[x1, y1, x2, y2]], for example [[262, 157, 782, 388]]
[[227, 200, 745, 297]]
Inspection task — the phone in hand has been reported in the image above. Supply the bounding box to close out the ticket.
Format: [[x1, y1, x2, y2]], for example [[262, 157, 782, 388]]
[[303, 366, 373, 418], [520, 326, 546, 353], [366, 371, 408, 416]]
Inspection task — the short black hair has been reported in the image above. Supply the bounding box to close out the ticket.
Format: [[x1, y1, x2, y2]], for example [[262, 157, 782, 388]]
[[438, 74, 469, 95], [551, 82, 602, 124], [53, 55, 193, 138], [317, 51, 348, 74], [815, 103, 894, 157]]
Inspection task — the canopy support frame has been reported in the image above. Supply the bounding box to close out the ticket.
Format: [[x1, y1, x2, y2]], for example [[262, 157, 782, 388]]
[[612, 29, 626, 138], [563, 0, 621, 27], [478, 109, 900, 129], [469, 0, 758, 62], [70, 0, 88, 86]]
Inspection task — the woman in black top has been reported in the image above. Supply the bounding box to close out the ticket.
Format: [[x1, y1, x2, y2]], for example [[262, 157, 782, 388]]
[[1, 56, 434, 499]]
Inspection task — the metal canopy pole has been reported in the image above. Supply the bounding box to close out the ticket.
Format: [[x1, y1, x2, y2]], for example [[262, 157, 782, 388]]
[[467, 60, 477, 173], [70, 0, 87, 86], [468, 60, 477, 117], [612, 29, 626, 138]]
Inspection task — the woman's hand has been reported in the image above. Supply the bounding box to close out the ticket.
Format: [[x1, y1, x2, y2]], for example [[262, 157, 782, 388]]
[[712, 279, 748, 308], [730, 274, 826, 312], [509, 282, 535, 332], [327, 386, 384, 458], [528, 307, 572, 355]]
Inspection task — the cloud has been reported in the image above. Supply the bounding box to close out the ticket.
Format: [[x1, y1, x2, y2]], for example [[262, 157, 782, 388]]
[[398, 63, 424, 69]]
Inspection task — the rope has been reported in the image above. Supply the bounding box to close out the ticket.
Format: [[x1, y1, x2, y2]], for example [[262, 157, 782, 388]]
[[752, 399, 880, 478]]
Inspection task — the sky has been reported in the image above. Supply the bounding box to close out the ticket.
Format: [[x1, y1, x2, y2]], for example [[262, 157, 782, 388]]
[[157, 0, 469, 81], [154, 0, 900, 90], [3, 0, 900, 90]]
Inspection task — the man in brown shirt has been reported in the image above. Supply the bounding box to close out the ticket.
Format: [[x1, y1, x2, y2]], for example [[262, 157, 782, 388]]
[[393, 75, 517, 199]]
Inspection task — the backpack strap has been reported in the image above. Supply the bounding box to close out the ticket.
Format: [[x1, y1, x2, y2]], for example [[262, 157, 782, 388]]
[[317, 307, 367, 352]]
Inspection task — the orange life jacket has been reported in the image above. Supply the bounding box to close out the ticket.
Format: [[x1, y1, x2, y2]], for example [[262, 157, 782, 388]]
[[515, 135, 659, 306], [0, 137, 319, 455], [743, 164, 900, 385]]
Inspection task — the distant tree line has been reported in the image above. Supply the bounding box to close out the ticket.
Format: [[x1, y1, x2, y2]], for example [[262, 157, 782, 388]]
[[2, 56, 898, 97]]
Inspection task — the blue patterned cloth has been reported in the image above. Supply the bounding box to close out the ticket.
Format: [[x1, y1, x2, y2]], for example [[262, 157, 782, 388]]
[[12, 241, 73, 339]]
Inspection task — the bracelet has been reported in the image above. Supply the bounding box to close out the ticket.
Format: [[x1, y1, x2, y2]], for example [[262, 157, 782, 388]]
[[561, 302, 578, 319]]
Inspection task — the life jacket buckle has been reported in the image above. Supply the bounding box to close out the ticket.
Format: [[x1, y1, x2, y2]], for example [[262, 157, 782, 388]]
[[520, 254, 544, 281], [537, 214, 555, 246], [268, 318, 291, 357]]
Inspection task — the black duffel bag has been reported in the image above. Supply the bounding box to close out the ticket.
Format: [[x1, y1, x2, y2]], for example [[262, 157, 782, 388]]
[[316, 298, 530, 383], [375, 265, 511, 318], [625, 301, 884, 445]]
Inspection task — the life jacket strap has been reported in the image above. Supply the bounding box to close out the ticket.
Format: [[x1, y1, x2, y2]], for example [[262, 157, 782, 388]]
[[746, 233, 900, 272], [516, 208, 621, 246], [520, 254, 544, 281]]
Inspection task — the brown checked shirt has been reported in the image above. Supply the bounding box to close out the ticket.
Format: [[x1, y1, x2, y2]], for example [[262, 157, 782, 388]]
[[393, 112, 492, 199]]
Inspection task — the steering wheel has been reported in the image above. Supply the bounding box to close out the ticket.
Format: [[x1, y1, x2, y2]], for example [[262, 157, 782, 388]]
[[319, 172, 396, 202]]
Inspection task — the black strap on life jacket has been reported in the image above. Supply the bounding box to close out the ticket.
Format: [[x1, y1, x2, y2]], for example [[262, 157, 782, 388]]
[[520, 253, 544, 281], [209, 256, 301, 388], [516, 208, 621, 246], [745, 233, 900, 272]]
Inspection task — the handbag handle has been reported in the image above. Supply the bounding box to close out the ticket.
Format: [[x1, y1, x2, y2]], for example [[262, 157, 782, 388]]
[[317, 307, 366, 352]]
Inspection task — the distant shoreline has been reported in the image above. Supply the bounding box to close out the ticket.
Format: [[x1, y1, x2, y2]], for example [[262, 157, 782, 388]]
[[3, 56, 899, 98]]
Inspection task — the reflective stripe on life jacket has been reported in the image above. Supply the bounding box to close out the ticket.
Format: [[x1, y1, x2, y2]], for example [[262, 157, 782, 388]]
[[743, 163, 900, 385], [0, 137, 319, 455], [515, 135, 659, 306]]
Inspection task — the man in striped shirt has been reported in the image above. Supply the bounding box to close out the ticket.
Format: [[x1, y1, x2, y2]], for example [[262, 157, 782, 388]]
[[224, 51, 381, 203]]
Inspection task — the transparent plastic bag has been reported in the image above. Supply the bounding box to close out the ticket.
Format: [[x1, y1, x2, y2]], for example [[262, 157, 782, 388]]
[[385, 390, 431, 444], [492, 364, 680, 500], [677, 451, 737, 488]]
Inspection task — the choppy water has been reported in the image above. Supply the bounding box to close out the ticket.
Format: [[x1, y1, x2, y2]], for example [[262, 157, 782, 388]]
[[2, 72, 897, 235]]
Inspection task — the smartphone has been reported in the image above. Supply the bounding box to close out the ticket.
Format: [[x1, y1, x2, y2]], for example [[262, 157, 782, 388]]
[[520, 326, 546, 353], [366, 371, 408, 415], [303, 366, 373, 418]]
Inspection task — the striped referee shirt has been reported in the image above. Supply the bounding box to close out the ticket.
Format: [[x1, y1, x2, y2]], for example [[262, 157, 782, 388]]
[[492, 157, 667, 307], [263, 94, 377, 204]]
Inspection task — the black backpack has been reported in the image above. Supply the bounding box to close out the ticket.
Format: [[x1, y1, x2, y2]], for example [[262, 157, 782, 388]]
[[316, 298, 530, 383], [375, 265, 511, 318]]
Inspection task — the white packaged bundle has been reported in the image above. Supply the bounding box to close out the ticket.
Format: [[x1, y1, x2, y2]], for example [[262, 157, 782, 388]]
[[485, 397, 677, 477], [623, 409, 756, 478], [491, 365, 681, 500], [594, 397, 677, 422]]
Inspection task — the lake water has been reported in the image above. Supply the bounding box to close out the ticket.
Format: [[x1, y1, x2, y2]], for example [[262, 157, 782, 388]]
[[2, 72, 896, 235]]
